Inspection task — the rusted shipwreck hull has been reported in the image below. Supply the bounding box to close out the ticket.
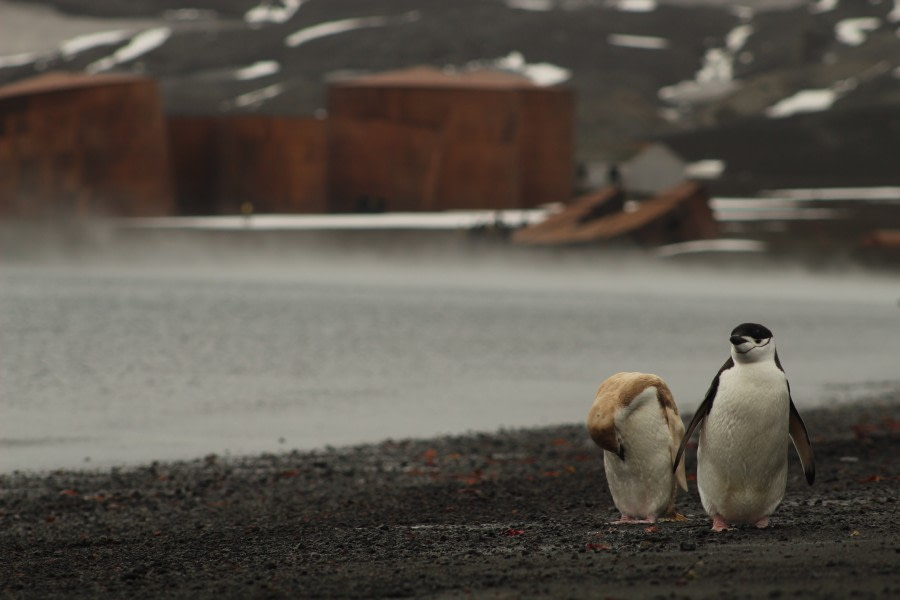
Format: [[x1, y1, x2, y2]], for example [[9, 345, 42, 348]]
[[513, 181, 719, 246]]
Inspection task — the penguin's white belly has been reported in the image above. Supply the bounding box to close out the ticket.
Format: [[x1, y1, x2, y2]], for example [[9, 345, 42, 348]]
[[698, 365, 790, 523], [603, 390, 675, 519]]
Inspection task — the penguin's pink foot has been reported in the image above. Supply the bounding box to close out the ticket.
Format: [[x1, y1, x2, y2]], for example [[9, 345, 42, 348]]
[[711, 514, 733, 532], [754, 517, 770, 529], [611, 515, 656, 525]]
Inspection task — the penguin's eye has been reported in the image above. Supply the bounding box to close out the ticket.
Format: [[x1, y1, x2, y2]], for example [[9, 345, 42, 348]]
[[754, 338, 761, 344]]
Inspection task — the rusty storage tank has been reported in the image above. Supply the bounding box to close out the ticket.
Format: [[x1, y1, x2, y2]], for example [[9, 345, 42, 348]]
[[326, 67, 574, 213], [167, 115, 327, 215], [165, 116, 220, 216], [0, 72, 175, 217]]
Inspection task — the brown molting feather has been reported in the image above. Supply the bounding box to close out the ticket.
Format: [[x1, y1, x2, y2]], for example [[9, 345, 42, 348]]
[[600, 373, 677, 412], [587, 372, 688, 491], [653, 378, 679, 416], [588, 372, 667, 451]]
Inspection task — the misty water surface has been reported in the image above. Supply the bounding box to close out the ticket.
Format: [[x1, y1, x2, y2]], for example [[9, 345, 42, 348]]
[[1, 245, 898, 472]]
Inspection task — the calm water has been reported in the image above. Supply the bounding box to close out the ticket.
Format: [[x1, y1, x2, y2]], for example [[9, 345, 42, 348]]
[[1, 239, 898, 472]]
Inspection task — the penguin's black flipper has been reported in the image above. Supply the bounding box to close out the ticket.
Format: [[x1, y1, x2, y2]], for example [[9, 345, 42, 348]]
[[673, 357, 734, 474], [788, 395, 815, 485]]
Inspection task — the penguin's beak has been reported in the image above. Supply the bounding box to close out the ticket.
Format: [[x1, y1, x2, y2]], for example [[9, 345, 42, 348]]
[[729, 335, 747, 346]]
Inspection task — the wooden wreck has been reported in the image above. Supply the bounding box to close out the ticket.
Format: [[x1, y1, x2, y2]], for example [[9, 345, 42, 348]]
[[512, 182, 719, 246]]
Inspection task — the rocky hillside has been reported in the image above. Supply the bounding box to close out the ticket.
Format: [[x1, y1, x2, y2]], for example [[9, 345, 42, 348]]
[[2, 0, 899, 191]]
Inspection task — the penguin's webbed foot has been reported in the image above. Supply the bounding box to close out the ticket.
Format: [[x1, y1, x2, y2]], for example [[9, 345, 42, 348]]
[[711, 514, 734, 532], [611, 514, 657, 525], [754, 517, 770, 529]]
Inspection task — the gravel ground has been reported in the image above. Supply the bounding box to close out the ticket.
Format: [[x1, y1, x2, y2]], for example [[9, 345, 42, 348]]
[[1, 395, 898, 599]]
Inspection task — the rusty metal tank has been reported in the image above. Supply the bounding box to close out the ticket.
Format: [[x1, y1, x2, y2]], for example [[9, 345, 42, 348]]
[[0, 72, 175, 218]]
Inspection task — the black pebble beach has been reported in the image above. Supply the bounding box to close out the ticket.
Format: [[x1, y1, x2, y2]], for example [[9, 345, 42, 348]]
[[1, 396, 898, 599]]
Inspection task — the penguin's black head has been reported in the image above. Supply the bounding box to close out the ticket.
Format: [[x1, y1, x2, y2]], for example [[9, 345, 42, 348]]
[[730, 322, 773, 344], [729, 322, 776, 362]]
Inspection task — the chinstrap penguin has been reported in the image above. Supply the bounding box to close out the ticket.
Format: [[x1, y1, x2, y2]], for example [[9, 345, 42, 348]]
[[673, 323, 815, 532], [587, 372, 688, 524]]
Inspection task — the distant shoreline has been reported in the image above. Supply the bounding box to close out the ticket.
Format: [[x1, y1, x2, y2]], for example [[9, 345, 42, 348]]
[[1, 212, 898, 267]]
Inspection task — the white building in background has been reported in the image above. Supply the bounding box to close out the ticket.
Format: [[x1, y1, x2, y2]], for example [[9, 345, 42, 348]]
[[581, 143, 725, 197], [620, 143, 686, 196]]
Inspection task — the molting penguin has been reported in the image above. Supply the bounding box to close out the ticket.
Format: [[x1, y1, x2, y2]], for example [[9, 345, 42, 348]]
[[673, 323, 815, 532], [587, 372, 688, 524]]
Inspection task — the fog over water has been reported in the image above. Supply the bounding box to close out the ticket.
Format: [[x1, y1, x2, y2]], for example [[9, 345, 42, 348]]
[[1, 234, 898, 472]]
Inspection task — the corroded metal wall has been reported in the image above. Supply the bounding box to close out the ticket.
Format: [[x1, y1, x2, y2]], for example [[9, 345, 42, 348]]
[[166, 117, 219, 216], [218, 116, 327, 214], [168, 115, 327, 215], [327, 77, 574, 213], [1, 71, 571, 218], [0, 73, 175, 217], [518, 88, 576, 209]]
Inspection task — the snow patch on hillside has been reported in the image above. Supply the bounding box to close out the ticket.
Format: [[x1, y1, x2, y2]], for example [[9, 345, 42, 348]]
[[245, 0, 306, 25], [234, 60, 280, 81], [230, 82, 285, 109], [835, 18, 880, 46], [503, 0, 656, 11], [0, 51, 40, 69], [726, 24, 753, 52], [684, 159, 725, 180], [658, 19, 753, 110], [285, 11, 420, 48], [767, 62, 895, 118], [765, 89, 837, 117], [460, 52, 569, 86], [612, 0, 657, 12], [60, 30, 131, 59], [85, 27, 171, 73], [889, 0, 900, 22], [809, 0, 838, 14], [492, 51, 571, 85]]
